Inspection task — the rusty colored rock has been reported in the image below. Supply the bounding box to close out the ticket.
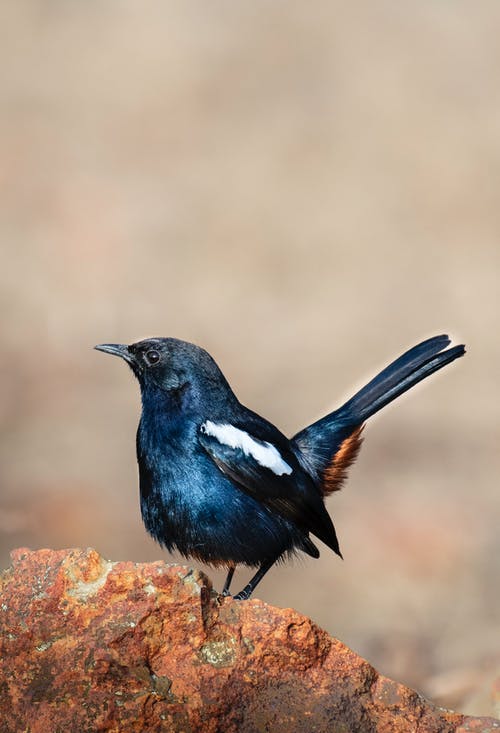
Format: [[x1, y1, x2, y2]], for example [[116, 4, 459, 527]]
[[0, 548, 498, 733]]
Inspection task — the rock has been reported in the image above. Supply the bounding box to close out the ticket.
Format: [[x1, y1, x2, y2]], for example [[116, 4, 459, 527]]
[[0, 548, 498, 733]]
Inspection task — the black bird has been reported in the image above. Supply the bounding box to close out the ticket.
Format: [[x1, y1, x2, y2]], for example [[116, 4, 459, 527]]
[[95, 335, 465, 600]]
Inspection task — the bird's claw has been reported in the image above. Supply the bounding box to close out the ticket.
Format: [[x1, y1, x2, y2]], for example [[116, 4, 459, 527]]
[[232, 590, 251, 601]]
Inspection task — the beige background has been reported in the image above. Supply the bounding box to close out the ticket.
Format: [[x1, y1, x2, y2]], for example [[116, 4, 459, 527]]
[[1, 1, 499, 717]]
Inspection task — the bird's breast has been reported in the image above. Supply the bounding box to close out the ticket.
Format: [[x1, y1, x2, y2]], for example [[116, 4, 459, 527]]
[[136, 421, 306, 566]]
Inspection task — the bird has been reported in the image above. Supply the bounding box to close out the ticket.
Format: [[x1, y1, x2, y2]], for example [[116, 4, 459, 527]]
[[95, 334, 465, 600]]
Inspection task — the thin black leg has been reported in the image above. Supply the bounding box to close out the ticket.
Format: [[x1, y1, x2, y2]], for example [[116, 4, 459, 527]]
[[222, 566, 235, 596], [232, 557, 276, 601]]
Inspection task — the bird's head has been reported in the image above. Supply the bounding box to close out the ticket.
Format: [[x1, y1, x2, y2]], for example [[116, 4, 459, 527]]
[[95, 337, 233, 408]]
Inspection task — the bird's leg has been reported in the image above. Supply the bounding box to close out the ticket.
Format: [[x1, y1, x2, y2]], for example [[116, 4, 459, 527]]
[[232, 557, 276, 601], [221, 565, 235, 596]]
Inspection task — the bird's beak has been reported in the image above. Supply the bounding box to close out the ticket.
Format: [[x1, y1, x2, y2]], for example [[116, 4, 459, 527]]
[[94, 343, 135, 366]]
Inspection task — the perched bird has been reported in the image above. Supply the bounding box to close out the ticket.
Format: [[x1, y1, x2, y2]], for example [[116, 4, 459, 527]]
[[95, 334, 465, 600]]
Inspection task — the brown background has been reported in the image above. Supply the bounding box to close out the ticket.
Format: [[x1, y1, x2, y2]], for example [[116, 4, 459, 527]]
[[1, 1, 499, 718]]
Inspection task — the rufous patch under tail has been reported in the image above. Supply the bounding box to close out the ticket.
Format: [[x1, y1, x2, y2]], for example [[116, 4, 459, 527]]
[[322, 425, 364, 496]]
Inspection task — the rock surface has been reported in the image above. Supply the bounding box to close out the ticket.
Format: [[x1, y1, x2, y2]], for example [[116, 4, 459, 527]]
[[0, 548, 498, 733]]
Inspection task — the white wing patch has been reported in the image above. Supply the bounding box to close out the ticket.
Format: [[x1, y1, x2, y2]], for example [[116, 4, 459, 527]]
[[201, 421, 293, 476]]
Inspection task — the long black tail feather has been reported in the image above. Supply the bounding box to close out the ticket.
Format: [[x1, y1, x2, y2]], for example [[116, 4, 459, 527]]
[[292, 335, 465, 480], [336, 335, 465, 424]]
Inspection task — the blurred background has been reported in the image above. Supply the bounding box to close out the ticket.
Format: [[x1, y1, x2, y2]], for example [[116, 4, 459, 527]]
[[1, 0, 499, 718]]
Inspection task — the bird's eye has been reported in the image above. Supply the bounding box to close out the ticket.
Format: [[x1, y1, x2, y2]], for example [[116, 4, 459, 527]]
[[145, 349, 160, 365]]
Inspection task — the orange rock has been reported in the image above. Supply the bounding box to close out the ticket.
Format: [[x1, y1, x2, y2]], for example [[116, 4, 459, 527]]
[[0, 548, 498, 733]]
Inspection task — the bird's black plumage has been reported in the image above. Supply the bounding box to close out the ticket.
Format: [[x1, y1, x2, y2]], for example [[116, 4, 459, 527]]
[[95, 334, 465, 599]]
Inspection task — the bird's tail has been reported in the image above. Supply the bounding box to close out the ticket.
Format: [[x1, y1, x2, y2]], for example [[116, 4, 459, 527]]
[[292, 335, 465, 493]]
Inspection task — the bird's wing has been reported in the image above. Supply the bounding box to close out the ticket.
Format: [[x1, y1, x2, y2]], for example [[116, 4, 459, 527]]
[[198, 419, 341, 555]]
